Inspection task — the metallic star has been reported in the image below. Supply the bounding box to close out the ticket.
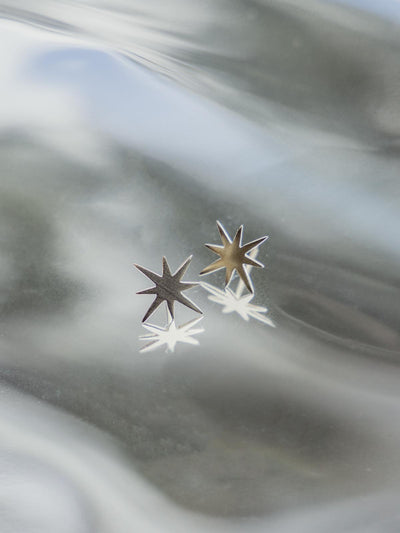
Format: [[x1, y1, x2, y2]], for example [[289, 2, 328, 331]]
[[135, 256, 202, 322], [201, 247, 275, 326], [199, 221, 268, 293], [139, 316, 204, 353], [201, 282, 275, 327]]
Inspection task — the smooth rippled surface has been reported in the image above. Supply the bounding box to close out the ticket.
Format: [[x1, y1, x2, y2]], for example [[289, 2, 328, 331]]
[[1, 1, 400, 531]]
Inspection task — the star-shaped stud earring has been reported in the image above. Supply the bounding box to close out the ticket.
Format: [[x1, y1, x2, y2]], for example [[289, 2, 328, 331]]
[[135, 256, 202, 322], [199, 221, 268, 293]]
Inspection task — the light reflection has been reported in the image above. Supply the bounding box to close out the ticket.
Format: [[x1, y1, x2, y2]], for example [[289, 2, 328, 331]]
[[139, 313, 204, 353], [201, 282, 274, 327]]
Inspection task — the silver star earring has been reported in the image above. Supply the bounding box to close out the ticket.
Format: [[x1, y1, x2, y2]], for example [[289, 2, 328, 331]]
[[135, 255, 202, 322], [135, 255, 204, 353]]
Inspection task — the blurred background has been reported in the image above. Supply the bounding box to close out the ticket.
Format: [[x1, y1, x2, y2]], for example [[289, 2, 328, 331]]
[[0, 0, 400, 531]]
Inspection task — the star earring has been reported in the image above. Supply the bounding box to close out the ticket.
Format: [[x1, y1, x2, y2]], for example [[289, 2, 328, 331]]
[[200, 221, 274, 327], [135, 255, 204, 353], [135, 255, 202, 322], [199, 221, 267, 293]]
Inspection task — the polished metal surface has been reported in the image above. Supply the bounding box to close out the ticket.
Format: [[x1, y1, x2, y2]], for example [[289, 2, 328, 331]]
[[0, 1, 400, 532]]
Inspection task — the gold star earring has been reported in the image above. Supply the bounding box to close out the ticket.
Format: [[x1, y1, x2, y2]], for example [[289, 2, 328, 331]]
[[199, 221, 268, 293]]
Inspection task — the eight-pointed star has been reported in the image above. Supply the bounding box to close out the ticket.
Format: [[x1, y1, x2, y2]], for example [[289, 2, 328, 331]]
[[135, 256, 202, 322], [200, 221, 267, 293]]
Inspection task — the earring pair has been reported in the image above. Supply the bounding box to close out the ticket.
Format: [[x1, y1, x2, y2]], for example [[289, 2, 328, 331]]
[[135, 221, 271, 352]]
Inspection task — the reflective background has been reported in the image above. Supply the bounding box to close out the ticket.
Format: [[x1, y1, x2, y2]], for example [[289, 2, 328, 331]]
[[0, 1, 400, 531]]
